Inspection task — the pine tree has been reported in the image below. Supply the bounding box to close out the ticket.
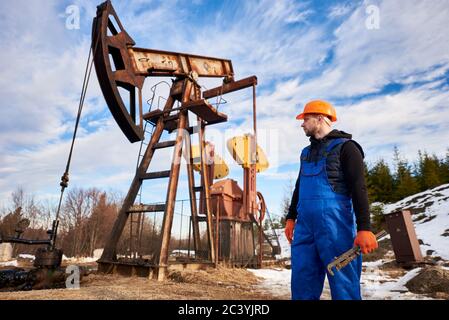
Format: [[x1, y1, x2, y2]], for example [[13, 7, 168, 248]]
[[417, 151, 442, 191], [367, 159, 394, 203], [370, 204, 386, 233], [392, 147, 420, 201], [439, 149, 449, 184], [364, 162, 376, 204]]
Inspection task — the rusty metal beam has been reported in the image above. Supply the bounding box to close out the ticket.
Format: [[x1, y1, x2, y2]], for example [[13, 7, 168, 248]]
[[202, 76, 257, 99], [185, 117, 201, 255], [140, 171, 171, 180], [156, 80, 193, 281], [198, 121, 216, 263], [128, 204, 166, 213], [183, 99, 228, 125], [129, 47, 234, 79]]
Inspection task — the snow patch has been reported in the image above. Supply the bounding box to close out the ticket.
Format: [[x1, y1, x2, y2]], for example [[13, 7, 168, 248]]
[[249, 262, 438, 300], [362, 267, 433, 300], [273, 228, 290, 259], [382, 183, 449, 260], [62, 256, 98, 263], [0, 260, 18, 267], [248, 268, 291, 298], [18, 254, 35, 260]]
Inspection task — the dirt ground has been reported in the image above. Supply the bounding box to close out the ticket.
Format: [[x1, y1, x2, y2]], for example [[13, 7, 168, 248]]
[[0, 265, 279, 300]]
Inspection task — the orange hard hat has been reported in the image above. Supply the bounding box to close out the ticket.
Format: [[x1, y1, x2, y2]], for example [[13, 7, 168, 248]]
[[296, 100, 337, 122]]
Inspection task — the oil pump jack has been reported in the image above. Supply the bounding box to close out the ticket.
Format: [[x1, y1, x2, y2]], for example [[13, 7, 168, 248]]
[[0, 0, 280, 291], [90, 0, 278, 281]]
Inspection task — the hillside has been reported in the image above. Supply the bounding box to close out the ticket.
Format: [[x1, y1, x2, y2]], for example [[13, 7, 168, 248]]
[[382, 183, 449, 260]]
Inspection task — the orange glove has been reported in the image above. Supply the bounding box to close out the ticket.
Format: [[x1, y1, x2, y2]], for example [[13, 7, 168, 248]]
[[285, 219, 295, 244], [354, 231, 378, 254]]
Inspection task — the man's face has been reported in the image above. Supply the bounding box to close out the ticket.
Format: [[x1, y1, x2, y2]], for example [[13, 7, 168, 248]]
[[301, 114, 320, 137]]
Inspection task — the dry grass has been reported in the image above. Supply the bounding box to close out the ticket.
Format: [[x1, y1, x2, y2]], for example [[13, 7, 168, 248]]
[[0, 265, 277, 300]]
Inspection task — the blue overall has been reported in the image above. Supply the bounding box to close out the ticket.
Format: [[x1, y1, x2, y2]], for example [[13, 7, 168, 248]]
[[291, 138, 362, 300]]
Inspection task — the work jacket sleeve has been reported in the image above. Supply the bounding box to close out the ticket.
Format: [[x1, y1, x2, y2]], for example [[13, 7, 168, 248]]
[[341, 141, 371, 231], [286, 173, 300, 221]]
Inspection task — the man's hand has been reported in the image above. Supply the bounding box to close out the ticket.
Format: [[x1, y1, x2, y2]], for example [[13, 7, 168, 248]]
[[285, 219, 296, 244], [354, 231, 378, 254]]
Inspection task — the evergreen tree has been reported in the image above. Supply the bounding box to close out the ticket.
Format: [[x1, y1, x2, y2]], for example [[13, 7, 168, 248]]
[[392, 147, 420, 201], [367, 159, 394, 203], [439, 149, 449, 184], [370, 204, 386, 233], [364, 162, 376, 204], [417, 151, 442, 191]]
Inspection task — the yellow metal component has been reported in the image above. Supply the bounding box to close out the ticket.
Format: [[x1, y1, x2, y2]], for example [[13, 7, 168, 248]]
[[190, 145, 229, 179], [226, 135, 269, 172]]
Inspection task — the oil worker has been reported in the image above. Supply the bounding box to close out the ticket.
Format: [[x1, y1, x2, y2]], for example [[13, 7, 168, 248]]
[[284, 100, 378, 300]]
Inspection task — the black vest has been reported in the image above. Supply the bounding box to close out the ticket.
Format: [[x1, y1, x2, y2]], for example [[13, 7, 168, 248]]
[[302, 138, 351, 196]]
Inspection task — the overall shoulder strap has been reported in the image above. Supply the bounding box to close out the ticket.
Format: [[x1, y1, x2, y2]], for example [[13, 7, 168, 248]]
[[300, 145, 311, 162], [324, 138, 349, 156], [326, 138, 349, 152]]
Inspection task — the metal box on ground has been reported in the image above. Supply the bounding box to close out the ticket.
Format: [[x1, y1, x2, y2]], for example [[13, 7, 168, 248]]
[[385, 210, 423, 263]]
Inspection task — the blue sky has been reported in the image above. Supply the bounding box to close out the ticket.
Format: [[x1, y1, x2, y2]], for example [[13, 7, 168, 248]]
[[1, 0, 449, 221]]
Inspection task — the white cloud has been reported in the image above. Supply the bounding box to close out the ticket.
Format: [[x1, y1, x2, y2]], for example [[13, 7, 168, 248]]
[[0, 0, 105, 152], [258, 0, 313, 25], [339, 85, 449, 165], [328, 3, 355, 18], [296, 0, 449, 99]]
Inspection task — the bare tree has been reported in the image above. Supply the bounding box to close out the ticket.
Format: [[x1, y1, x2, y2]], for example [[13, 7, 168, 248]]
[[85, 192, 118, 256], [61, 188, 100, 257], [40, 199, 56, 231], [10, 187, 42, 229]]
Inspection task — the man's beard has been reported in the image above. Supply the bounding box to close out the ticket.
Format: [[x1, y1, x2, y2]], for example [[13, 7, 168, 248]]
[[303, 127, 315, 137]]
